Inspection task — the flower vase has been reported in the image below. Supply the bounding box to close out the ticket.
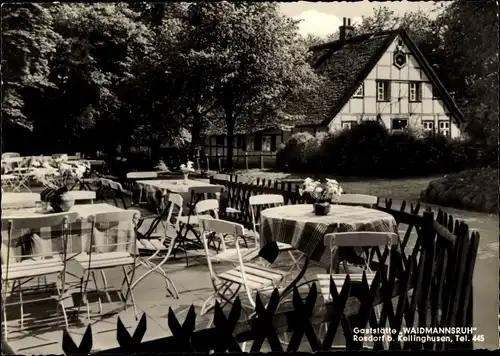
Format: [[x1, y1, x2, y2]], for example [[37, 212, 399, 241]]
[[313, 201, 331, 216], [183, 173, 189, 185], [50, 188, 75, 213]]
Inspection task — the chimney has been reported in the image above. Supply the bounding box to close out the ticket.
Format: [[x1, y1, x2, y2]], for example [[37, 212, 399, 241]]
[[339, 17, 354, 43]]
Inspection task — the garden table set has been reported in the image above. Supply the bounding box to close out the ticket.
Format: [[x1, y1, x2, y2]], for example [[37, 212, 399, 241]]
[[258, 204, 398, 297]]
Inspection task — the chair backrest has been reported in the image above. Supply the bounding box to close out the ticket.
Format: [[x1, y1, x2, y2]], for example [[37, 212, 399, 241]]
[[2, 212, 80, 265], [141, 184, 166, 212], [164, 193, 184, 234], [188, 185, 224, 206], [52, 153, 68, 159], [199, 218, 248, 287], [249, 194, 284, 206], [85, 210, 140, 258], [248, 194, 284, 242], [324, 232, 398, 248], [67, 190, 96, 202], [188, 185, 224, 196], [195, 199, 219, 219], [324, 231, 398, 275], [108, 180, 126, 193], [2, 153, 20, 159], [339, 194, 378, 207], [8, 212, 80, 230], [100, 178, 112, 187], [126, 171, 158, 180], [87, 210, 140, 224]]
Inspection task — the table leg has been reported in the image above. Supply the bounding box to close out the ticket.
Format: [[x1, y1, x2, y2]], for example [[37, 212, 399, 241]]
[[279, 256, 310, 303]]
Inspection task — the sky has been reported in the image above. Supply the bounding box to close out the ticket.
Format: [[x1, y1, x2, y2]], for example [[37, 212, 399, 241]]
[[279, 1, 439, 37]]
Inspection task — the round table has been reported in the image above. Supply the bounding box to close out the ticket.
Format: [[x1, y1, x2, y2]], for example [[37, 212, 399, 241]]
[[260, 204, 398, 264], [260, 204, 398, 298]]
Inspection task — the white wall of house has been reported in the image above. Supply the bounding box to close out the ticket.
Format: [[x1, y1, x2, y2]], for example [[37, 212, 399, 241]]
[[328, 35, 461, 138]]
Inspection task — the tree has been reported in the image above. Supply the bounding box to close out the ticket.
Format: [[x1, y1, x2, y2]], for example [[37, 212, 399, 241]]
[[432, 0, 499, 145], [182, 2, 321, 170], [1, 3, 60, 130], [39, 3, 158, 154]]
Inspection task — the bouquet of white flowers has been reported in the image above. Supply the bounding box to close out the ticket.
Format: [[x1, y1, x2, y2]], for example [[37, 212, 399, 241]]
[[180, 160, 195, 184], [180, 161, 195, 174], [299, 178, 343, 203], [33, 158, 89, 212]]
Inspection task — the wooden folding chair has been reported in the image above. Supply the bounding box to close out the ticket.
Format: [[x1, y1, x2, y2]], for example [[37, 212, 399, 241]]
[[106, 180, 162, 239], [75, 210, 140, 320], [339, 194, 378, 208], [198, 218, 288, 317], [194, 199, 260, 264], [247, 194, 305, 276], [1, 212, 79, 340], [10, 157, 33, 192], [315, 231, 398, 349], [125, 193, 184, 299]]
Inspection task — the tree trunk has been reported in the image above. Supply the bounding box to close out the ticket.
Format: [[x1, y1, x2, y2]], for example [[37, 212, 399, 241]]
[[190, 110, 202, 155], [225, 113, 235, 172]]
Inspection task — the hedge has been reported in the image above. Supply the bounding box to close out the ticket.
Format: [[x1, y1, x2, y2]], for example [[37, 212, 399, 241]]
[[420, 167, 499, 214], [276, 121, 498, 177]]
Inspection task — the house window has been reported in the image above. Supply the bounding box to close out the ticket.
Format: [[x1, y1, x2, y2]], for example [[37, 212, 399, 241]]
[[236, 135, 246, 149], [246, 137, 254, 151], [392, 118, 408, 131], [438, 121, 450, 136], [341, 121, 357, 129], [422, 121, 434, 133], [253, 135, 262, 151], [376, 81, 390, 102], [270, 135, 277, 151], [409, 82, 422, 102], [262, 136, 272, 152], [215, 136, 224, 147], [432, 85, 440, 99], [353, 83, 364, 98]]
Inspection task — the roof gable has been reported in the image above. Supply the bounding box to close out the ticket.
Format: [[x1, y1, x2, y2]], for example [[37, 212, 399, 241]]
[[301, 28, 464, 127], [293, 30, 397, 126], [396, 29, 465, 124]]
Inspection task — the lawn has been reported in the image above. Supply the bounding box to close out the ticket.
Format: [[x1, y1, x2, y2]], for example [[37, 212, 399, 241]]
[[226, 169, 445, 203]]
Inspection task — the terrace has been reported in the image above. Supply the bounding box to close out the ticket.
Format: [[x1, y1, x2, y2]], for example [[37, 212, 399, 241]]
[[2, 164, 480, 353]]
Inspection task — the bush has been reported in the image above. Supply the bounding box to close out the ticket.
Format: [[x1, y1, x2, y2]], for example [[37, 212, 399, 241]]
[[276, 132, 322, 172], [276, 121, 498, 177], [420, 166, 499, 213]]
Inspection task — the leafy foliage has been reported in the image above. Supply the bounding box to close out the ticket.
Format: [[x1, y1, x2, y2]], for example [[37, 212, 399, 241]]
[[1, 4, 60, 129], [276, 132, 322, 171], [277, 122, 497, 177], [179, 2, 321, 170]]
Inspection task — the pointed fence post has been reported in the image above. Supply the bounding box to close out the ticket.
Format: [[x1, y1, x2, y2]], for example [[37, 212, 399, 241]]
[[245, 152, 249, 170]]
